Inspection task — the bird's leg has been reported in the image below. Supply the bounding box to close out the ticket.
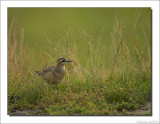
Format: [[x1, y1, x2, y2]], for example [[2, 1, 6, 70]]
[[53, 84, 58, 90], [49, 84, 53, 91]]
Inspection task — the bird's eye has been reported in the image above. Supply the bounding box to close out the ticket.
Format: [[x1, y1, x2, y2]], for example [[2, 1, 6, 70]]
[[62, 60, 65, 62]]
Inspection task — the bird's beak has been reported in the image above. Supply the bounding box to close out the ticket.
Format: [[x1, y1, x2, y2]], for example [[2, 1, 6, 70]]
[[66, 60, 72, 62]]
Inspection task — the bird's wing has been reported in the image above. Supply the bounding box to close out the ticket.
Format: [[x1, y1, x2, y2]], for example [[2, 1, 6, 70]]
[[42, 66, 55, 75]]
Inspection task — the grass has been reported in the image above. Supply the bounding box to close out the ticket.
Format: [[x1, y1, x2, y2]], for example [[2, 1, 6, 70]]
[[8, 8, 151, 115], [8, 72, 151, 115]]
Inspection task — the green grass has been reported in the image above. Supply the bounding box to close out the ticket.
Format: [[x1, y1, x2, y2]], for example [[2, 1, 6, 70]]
[[8, 71, 151, 115], [8, 8, 151, 115]]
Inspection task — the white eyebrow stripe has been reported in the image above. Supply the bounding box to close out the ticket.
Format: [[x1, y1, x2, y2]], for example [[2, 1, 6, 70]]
[[57, 58, 66, 63]]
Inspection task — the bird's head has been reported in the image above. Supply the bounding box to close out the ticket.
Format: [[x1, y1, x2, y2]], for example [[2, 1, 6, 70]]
[[57, 57, 72, 66]]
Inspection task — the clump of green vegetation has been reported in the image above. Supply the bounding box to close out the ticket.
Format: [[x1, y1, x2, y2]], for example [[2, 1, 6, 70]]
[[8, 74, 151, 115], [8, 8, 151, 115]]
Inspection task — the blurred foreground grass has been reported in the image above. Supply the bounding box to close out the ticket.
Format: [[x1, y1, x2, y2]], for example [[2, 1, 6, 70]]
[[8, 8, 151, 115]]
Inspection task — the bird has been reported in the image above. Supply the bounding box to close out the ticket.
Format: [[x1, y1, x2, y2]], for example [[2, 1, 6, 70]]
[[34, 57, 72, 85]]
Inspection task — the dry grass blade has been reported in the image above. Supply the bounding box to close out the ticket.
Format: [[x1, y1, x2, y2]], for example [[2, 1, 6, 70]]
[[110, 21, 123, 79], [43, 50, 55, 63], [134, 46, 146, 73]]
